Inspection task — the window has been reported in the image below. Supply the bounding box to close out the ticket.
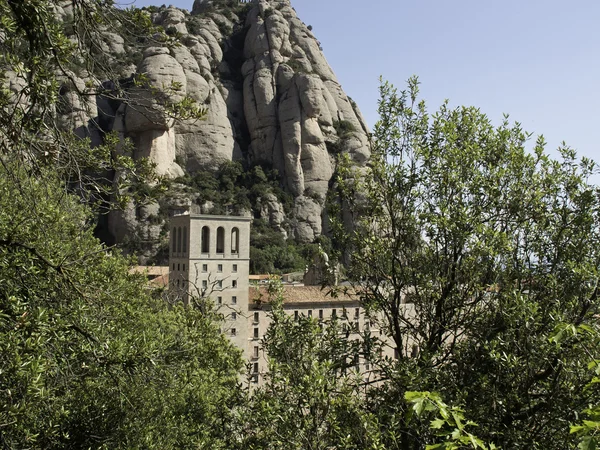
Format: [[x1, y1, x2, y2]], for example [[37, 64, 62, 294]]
[[217, 280, 223, 289], [252, 374, 258, 384], [202, 264, 208, 272], [365, 320, 371, 332], [332, 309, 337, 319], [231, 227, 239, 254], [231, 312, 237, 320], [253, 312, 259, 323], [177, 227, 182, 253], [177, 263, 180, 271], [201, 226, 210, 253], [232, 296, 237, 305], [232, 280, 237, 288], [217, 296, 222, 305], [202, 280, 208, 289], [354, 308, 360, 319], [253, 362, 259, 373], [319, 310, 323, 320], [342, 308, 348, 319], [232, 264, 237, 272], [182, 227, 187, 254], [253, 327, 259, 339], [172, 263, 175, 271], [294, 311, 299, 322], [253, 346, 259, 359], [217, 264, 223, 272], [308, 310, 312, 318], [231, 328, 236, 336], [182, 264, 185, 271], [216, 227, 225, 254]]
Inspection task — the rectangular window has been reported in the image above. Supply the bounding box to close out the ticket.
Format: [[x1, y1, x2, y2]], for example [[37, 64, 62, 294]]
[[233, 264, 238, 272], [332, 309, 337, 319], [294, 311, 299, 322], [231, 312, 237, 320], [365, 320, 370, 331], [217, 296, 222, 305], [253, 346, 259, 359], [182, 264, 186, 271], [254, 312, 259, 323], [253, 327, 259, 339], [342, 308, 347, 319], [202, 280, 207, 289], [253, 362, 259, 373], [217, 264, 223, 272], [172, 263, 175, 271], [232, 296, 237, 305], [177, 263, 180, 271], [307, 310, 312, 318], [319, 310, 323, 320], [202, 264, 208, 272], [354, 308, 360, 319], [232, 280, 237, 288], [217, 280, 223, 289], [231, 328, 236, 336]]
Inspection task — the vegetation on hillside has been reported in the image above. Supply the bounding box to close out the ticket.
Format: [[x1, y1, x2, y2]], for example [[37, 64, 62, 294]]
[[1, 0, 599, 448]]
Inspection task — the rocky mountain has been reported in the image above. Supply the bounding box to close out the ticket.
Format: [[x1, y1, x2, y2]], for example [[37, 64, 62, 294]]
[[56, 0, 370, 263]]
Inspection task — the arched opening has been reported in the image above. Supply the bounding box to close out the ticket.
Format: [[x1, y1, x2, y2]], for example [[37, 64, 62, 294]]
[[177, 227, 182, 253], [216, 227, 225, 254], [201, 226, 210, 253], [182, 227, 187, 254], [231, 227, 239, 254], [171, 228, 176, 255]]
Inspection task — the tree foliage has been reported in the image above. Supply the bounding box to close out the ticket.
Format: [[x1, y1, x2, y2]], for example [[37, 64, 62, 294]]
[[0, 164, 244, 448], [237, 281, 384, 450], [333, 77, 600, 449]]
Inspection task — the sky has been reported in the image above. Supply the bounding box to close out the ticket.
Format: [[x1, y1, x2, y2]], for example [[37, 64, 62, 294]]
[[128, 0, 600, 168]]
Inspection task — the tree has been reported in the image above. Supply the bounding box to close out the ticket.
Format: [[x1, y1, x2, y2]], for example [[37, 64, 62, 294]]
[[0, 2, 241, 447], [0, 163, 244, 448], [0, 0, 205, 210], [236, 281, 384, 450], [333, 77, 600, 448]]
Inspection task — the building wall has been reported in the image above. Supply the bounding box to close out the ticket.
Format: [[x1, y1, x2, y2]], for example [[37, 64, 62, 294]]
[[169, 213, 252, 356], [168, 213, 404, 386]]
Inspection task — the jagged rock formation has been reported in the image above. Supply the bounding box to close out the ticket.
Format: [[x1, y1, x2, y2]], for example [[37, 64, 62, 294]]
[[58, 0, 371, 261]]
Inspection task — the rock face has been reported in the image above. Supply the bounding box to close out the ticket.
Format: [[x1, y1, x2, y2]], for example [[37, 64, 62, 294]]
[[58, 0, 370, 261]]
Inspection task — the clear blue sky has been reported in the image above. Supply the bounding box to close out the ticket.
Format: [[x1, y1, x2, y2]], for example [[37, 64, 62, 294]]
[[129, 0, 600, 168]]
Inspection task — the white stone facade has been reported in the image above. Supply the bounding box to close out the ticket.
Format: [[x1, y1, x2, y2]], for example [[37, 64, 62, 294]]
[[168, 213, 399, 385]]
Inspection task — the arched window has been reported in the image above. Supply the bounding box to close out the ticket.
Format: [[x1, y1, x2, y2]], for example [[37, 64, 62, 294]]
[[201, 226, 210, 253], [171, 227, 176, 255], [231, 227, 239, 254], [216, 227, 225, 254], [177, 227, 182, 254], [182, 227, 187, 254]]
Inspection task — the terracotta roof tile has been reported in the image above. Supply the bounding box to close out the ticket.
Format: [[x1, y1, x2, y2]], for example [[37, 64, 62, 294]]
[[249, 285, 359, 305]]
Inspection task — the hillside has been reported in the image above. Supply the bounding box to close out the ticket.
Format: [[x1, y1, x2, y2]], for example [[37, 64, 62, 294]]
[[54, 0, 370, 265]]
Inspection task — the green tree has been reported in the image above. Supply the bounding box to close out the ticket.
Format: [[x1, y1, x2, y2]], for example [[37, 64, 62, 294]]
[[0, 163, 244, 448], [333, 77, 600, 449], [237, 281, 384, 450]]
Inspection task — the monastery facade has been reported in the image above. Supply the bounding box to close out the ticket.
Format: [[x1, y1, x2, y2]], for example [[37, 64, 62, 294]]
[[168, 213, 397, 384]]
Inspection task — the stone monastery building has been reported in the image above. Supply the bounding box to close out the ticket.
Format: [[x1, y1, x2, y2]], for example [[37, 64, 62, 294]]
[[168, 213, 396, 384]]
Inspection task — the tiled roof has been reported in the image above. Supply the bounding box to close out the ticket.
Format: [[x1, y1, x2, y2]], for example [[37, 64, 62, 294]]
[[129, 266, 170, 277], [249, 285, 359, 305]]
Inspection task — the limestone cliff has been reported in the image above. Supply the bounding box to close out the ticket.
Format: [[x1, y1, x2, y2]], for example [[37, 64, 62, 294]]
[[58, 0, 370, 262]]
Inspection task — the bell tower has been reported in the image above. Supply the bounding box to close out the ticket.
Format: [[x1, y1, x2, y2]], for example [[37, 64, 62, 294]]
[[169, 213, 252, 355]]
